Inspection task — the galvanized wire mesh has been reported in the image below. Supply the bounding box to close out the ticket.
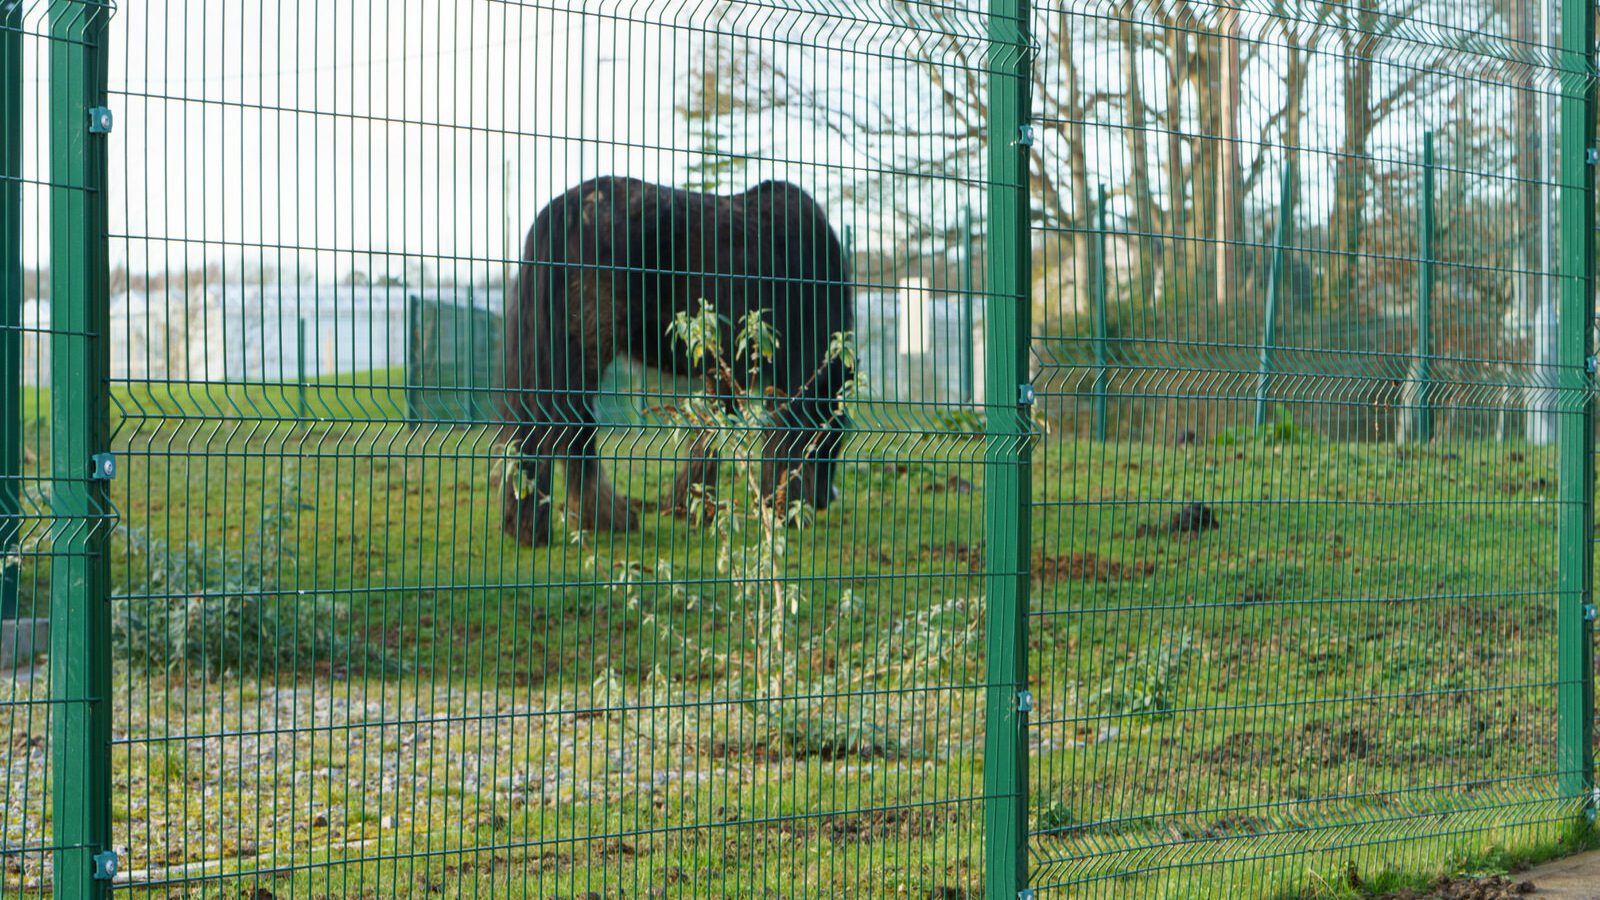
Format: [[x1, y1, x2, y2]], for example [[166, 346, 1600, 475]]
[[7, 0, 1599, 898]]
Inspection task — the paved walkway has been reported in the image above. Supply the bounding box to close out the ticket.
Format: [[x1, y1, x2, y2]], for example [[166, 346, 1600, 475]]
[[1523, 851, 1600, 898]]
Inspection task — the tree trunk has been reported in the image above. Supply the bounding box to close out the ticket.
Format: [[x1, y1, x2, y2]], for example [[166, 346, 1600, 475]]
[[1122, 2, 1154, 240], [1214, 2, 1242, 307], [1329, 0, 1377, 306], [1281, 32, 1309, 272], [1163, 18, 1190, 280], [1191, 25, 1218, 256], [1060, 21, 1093, 313], [1512, 0, 1555, 444]]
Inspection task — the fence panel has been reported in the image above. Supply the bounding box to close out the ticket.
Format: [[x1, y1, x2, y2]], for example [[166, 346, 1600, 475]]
[[0, 0, 69, 894], [90, 1, 996, 896], [4, 1, 122, 897], [0, 0, 121, 893], [15, 1, 1600, 898], [1027, 1, 1596, 896]]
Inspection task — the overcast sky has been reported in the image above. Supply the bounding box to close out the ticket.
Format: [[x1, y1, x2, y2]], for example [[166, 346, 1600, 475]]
[[17, 1, 1549, 280], [21, 2, 734, 277]]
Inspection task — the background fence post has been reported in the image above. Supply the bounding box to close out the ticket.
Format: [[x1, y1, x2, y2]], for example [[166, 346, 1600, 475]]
[[1556, 0, 1595, 815], [1412, 132, 1435, 443], [1255, 163, 1293, 428], [1092, 184, 1108, 442], [983, 1, 1032, 896], [406, 294, 420, 428], [49, 1, 115, 896], [961, 206, 976, 406], [297, 317, 308, 422], [1, 0, 22, 623]]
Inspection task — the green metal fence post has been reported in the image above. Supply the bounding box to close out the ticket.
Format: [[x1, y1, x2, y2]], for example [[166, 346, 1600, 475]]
[[1, 0, 23, 622], [1556, 0, 1595, 815], [1255, 163, 1294, 428], [49, 2, 115, 896], [983, 1, 1032, 896], [1412, 132, 1435, 443], [1091, 184, 1108, 442], [960, 206, 976, 406]]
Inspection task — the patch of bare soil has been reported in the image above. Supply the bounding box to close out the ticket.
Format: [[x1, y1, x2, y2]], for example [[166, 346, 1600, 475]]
[[1435, 603, 1501, 636], [1381, 873, 1534, 899], [1033, 551, 1156, 584], [865, 541, 983, 569], [823, 807, 961, 843], [1298, 720, 1373, 765], [763, 807, 964, 846], [1198, 731, 1281, 769]]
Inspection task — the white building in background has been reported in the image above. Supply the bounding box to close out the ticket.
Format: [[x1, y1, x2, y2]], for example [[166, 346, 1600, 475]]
[[24, 278, 994, 411], [19, 301, 48, 387], [856, 277, 984, 407], [108, 289, 228, 383], [22, 284, 500, 389], [897, 277, 932, 357]]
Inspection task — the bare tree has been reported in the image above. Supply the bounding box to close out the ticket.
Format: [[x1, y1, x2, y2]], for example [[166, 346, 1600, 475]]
[[1261, 1, 1334, 246], [675, 2, 777, 193], [1214, 0, 1242, 306], [1055, 10, 1096, 313], [1120, 0, 1155, 239], [1504, 0, 1555, 443], [674, 3, 1117, 312], [1327, 0, 1494, 304], [1329, 0, 1380, 305], [1158, 3, 1193, 275]]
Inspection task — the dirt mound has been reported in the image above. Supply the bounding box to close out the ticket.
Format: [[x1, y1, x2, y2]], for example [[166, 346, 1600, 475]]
[[1383, 873, 1534, 899]]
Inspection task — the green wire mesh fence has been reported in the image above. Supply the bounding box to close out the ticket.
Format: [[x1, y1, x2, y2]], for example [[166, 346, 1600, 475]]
[[1026, 0, 1598, 896], [2, 0, 1597, 898]]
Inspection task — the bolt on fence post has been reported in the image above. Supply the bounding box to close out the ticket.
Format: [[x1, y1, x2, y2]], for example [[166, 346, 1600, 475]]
[[1, 0, 23, 622], [1557, 0, 1595, 813], [1092, 184, 1108, 442], [49, 2, 116, 896], [983, 2, 1033, 896], [961, 206, 976, 407], [1411, 131, 1435, 443], [1255, 162, 1294, 428]]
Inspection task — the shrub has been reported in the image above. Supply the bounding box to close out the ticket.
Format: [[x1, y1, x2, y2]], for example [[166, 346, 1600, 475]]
[[112, 478, 401, 679]]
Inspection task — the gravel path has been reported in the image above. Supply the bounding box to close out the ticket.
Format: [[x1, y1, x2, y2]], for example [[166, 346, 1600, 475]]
[[2, 668, 954, 891]]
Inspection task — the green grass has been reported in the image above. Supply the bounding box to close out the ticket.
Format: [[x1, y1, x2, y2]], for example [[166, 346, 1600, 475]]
[[7, 384, 1596, 898]]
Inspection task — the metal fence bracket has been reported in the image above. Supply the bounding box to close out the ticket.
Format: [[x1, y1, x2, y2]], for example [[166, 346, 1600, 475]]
[[90, 452, 115, 481], [92, 850, 117, 881], [87, 106, 112, 134]]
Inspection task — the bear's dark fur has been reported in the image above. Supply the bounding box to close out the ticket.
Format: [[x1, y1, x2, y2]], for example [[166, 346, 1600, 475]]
[[500, 176, 854, 546]]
